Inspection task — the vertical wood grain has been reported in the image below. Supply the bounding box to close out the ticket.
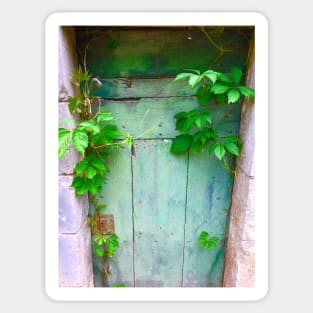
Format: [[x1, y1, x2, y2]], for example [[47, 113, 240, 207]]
[[132, 139, 187, 287], [182, 153, 234, 287], [92, 147, 134, 287]]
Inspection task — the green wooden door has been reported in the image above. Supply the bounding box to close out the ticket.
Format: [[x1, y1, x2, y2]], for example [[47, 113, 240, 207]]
[[78, 27, 252, 287]]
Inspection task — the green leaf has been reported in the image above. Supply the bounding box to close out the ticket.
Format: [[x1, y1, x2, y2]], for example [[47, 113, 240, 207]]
[[72, 129, 88, 154], [106, 234, 120, 257], [217, 73, 232, 83], [198, 231, 220, 250], [71, 66, 91, 82], [87, 180, 99, 195], [211, 83, 231, 95], [174, 111, 187, 119], [224, 143, 240, 156], [238, 86, 255, 97], [92, 174, 107, 185], [199, 231, 209, 238], [86, 166, 97, 179], [170, 134, 193, 153], [184, 68, 201, 75], [191, 141, 203, 154], [72, 177, 89, 196], [188, 74, 202, 88], [224, 136, 240, 144], [203, 112, 212, 124], [227, 89, 241, 104], [195, 86, 205, 97], [205, 128, 217, 140], [198, 231, 210, 247], [193, 131, 202, 143], [58, 128, 71, 158], [210, 236, 220, 243], [68, 96, 82, 113], [59, 118, 74, 125], [208, 142, 218, 154], [214, 144, 226, 160], [195, 116, 204, 129], [77, 120, 100, 135], [96, 112, 114, 123], [203, 70, 218, 84], [92, 158, 108, 172], [197, 91, 212, 106], [95, 247, 105, 257], [94, 233, 104, 246], [174, 73, 193, 81], [103, 124, 123, 139], [113, 283, 125, 288], [201, 134, 207, 145], [74, 159, 88, 175], [231, 67, 242, 83], [185, 109, 199, 116], [71, 176, 85, 188], [175, 119, 185, 131], [182, 116, 198, 133]]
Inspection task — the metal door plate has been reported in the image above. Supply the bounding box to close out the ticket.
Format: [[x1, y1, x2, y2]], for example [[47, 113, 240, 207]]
[[96, 214, 115, 234]]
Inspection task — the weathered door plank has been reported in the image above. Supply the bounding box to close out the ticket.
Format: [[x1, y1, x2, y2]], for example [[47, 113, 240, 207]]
[[93, 78, 194, 98], [101, 96, 240, 139], [85, 27, 250, 77], [182, 153, 234, 287], [91, 147, 134, 287], [132, 139, 187, 287]]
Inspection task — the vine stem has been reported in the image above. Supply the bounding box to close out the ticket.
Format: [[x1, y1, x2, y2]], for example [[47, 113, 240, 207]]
[[93, 147, 107, 164], [207, 110, 236, 176], [91, 98, 102, 120], [94, 141, 124, 150], [200, 27, 234, 53]]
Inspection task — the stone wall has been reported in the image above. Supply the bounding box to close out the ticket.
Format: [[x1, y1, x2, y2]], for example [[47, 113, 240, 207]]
[[223, 43, 255, 287], [58, 27, 93, 287]]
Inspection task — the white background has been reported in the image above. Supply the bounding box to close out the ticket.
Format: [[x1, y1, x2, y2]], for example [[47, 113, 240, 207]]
[[1, 0, 311, 312]]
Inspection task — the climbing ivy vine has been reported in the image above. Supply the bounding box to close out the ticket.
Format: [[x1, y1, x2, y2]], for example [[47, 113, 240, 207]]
[[171, 66, 255, 249], [58, 66, 134, 286], [170, 66, 254, 173]]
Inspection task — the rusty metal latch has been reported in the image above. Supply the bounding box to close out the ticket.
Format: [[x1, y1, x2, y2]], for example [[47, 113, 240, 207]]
[[96, 214, 115, 234]]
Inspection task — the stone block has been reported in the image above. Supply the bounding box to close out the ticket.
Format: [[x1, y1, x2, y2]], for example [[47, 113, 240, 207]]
[[58, 27, 78, 100], [59, 234, 81, 287], [59, 222, 93, 287], [231, 169, 255, 241], [237, 103, 255, 177], [236, 51, 255, 177], [58, 175, 88, 234], [58, 102, 81, 175]]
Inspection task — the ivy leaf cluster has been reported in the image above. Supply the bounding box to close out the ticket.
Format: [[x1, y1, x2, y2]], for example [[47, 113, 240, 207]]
[[58, 68, 133, 197], [93, 233, 120, 258], [198, 231, 220, 250], [171, 67, 254, 165], [59, 116, 124, 196]]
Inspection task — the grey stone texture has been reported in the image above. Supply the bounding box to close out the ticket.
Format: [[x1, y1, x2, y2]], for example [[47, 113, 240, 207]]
[[58, 175, 88, 234], [58, 27, 93, 287], [58, 26, 77, 100], [59, 222, 94, 287], [58, 102, 81, 175], [223, 43, 255, 287]]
